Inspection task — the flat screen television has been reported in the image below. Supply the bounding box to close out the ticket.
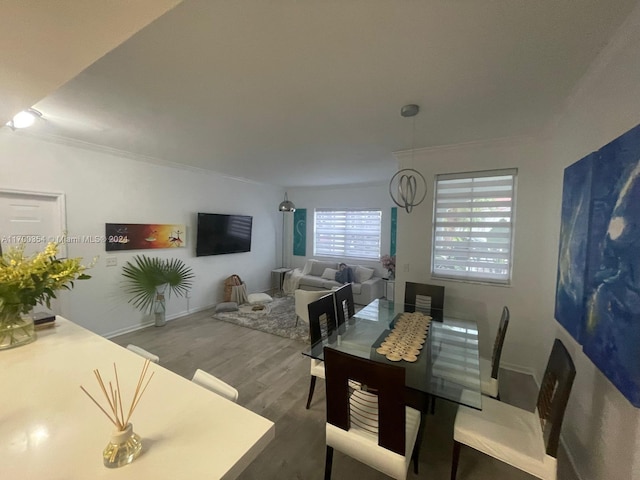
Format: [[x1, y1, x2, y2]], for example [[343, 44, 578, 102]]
[[196, 213, 253, 256]]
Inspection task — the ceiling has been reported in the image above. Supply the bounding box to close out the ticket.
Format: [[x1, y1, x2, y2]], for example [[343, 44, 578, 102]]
[[0, 0, 181, 127], [18, 0, 639, 187]]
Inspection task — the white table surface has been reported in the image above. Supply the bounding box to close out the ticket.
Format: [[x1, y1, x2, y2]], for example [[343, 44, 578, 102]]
[[0, 317, 275, 479]]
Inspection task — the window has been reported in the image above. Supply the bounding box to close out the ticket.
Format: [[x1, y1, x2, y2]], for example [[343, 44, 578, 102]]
[[314, 209, 382, 260], [432, 169, 517, 284]]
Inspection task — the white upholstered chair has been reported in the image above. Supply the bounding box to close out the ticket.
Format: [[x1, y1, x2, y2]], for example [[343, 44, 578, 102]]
[[324, 348, 423, 480], [191, 368, 239, 403], [126, 344, 159, 363], [479, 306, 510, 399], [451, 339, 576, 480], [294, 289, 334, 327]]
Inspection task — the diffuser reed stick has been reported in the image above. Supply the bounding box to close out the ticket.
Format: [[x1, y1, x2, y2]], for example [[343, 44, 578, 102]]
[[81, 359, 155, 431]]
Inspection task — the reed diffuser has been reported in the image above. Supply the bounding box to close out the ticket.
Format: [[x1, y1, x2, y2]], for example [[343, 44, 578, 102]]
[[80, 359, 154, 468]]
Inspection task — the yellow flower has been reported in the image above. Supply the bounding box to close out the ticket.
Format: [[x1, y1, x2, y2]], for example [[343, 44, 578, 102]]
[[0, 242, 92, 320]]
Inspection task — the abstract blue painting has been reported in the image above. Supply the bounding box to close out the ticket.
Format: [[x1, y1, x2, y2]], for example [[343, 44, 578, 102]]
[[555, 122, 640, 407], [582, 123, 640, 407], [555, 153, 594, 343]]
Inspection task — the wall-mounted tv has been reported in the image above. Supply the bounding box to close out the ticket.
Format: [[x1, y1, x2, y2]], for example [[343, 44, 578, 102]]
[[196, 213, 253, 256]]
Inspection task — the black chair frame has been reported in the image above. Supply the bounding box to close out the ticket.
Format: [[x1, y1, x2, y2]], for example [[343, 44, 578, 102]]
[[334, 283, 355, 328], [404, 282, 445, 316], [451, 338, 576, 479], [491, 306, 510, 381], [324, 348, 423, 479], [305, 293, 338, 410]]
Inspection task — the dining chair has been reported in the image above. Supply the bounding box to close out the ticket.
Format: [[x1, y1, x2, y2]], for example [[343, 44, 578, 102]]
[[334, 283, 355, 328], [404, 282, 445, 316], [191, 368, 239, 403], [294, 289, 334, 327], [480, 306, 510, 399], [126, 344, 160, 364], [451, 339, 576, 480], [305, 293, 338, 409], [324, 348, 423, 480]]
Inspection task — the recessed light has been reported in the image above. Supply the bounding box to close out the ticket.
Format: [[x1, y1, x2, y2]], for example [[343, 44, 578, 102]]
[[6, 108, 42, 130]]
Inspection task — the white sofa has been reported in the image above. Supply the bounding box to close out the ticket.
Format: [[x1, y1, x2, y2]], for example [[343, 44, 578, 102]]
[[296, 260, 384, 305]]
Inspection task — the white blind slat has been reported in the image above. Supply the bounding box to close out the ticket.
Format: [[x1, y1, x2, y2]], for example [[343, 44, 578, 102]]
[[432, 170, 516, 284], [315, 209, 382, 260]]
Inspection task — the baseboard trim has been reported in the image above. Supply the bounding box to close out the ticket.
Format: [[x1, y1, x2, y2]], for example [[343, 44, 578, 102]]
[[104, 303, 217, 339]]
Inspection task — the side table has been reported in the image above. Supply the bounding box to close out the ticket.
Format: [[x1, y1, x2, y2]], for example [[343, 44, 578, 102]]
[[271, 268, 291, 296]]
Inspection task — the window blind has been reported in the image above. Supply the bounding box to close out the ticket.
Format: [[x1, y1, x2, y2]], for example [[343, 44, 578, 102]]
[[432, 169, 516, 284], [314, 209, 382, 260]]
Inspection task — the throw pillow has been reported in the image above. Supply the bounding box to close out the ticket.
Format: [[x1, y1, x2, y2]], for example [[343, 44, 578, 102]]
[[247, 292, 273, 305], [215, 302, 238, 313], [310, 260, 338, 277], [355, 266, 375, 283], [321, 267, 338, 280], [301, 259, 316, 275]]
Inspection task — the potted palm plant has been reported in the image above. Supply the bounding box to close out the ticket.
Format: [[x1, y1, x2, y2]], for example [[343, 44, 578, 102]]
[[122, 255, 194, 327]]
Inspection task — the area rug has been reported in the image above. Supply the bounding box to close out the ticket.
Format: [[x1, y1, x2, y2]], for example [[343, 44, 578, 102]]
[[211, 295, 309, 343]]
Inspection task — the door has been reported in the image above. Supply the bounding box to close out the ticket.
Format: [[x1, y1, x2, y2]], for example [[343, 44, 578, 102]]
[[0, 190, 65, 256], [0, 189, 67, 315]]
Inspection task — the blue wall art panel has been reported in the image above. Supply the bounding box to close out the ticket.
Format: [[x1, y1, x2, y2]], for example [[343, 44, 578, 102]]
[[583, 123, 640, 407], [390, 207, 397, 257], [293, 208, 306, 256], [554, 153, 594, 343]]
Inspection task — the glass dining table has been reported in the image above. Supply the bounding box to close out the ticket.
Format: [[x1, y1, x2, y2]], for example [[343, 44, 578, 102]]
[[302, 298, 483, 411]]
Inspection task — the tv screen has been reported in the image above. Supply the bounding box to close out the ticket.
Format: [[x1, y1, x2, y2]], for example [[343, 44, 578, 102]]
[[196, 213, 253, 256]]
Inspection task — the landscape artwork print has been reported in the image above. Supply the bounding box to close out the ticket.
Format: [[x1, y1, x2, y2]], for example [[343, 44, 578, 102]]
[[555, 122, 640, 407], [105, 223, 186, 251]]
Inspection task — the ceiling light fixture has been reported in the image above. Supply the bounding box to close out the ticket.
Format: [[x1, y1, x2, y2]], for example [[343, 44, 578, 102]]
[[278, 192, 296, 213], [6, 108, 42, 130], [389, 104, 427, 213], [278, 192, 296, 268]]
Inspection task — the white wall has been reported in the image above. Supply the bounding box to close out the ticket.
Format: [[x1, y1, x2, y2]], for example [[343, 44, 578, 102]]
[[393, 138, 554, 373], [0, 133, 283, 337], [286, 183, 395, 275], [392, 4, 640, 479], [543, 5, 640, 479]]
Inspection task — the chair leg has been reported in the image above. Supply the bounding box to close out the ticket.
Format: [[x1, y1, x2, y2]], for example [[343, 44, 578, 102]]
[[451, 441, 461, 480], [324, 446, 334, 480], [430, 395, 437, 415], [412, 413, 426, 474], [295, 316, 299, 327], [306, 375, 317, 409]]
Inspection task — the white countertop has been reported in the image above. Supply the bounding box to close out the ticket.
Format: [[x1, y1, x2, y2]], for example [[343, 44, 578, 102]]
[[0, 317, 275, 479]]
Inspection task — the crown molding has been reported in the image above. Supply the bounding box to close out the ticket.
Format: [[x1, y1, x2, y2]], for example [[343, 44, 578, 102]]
[[392, 133, 538, 160], [1, 129, 273, 187]]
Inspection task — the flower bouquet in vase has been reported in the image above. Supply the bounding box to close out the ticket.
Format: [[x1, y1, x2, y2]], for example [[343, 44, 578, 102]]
[[0, 242, 91, 350], [381, 254, 396, 280]]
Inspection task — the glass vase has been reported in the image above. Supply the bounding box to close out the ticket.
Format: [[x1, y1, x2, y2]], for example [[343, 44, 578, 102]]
[[0, 312, 36, 350], [103, 423, 142, 468], [154, 284, 167, 327]]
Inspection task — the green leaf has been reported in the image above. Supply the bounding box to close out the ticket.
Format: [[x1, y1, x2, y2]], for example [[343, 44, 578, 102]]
[[121, 255, 194, 314]]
